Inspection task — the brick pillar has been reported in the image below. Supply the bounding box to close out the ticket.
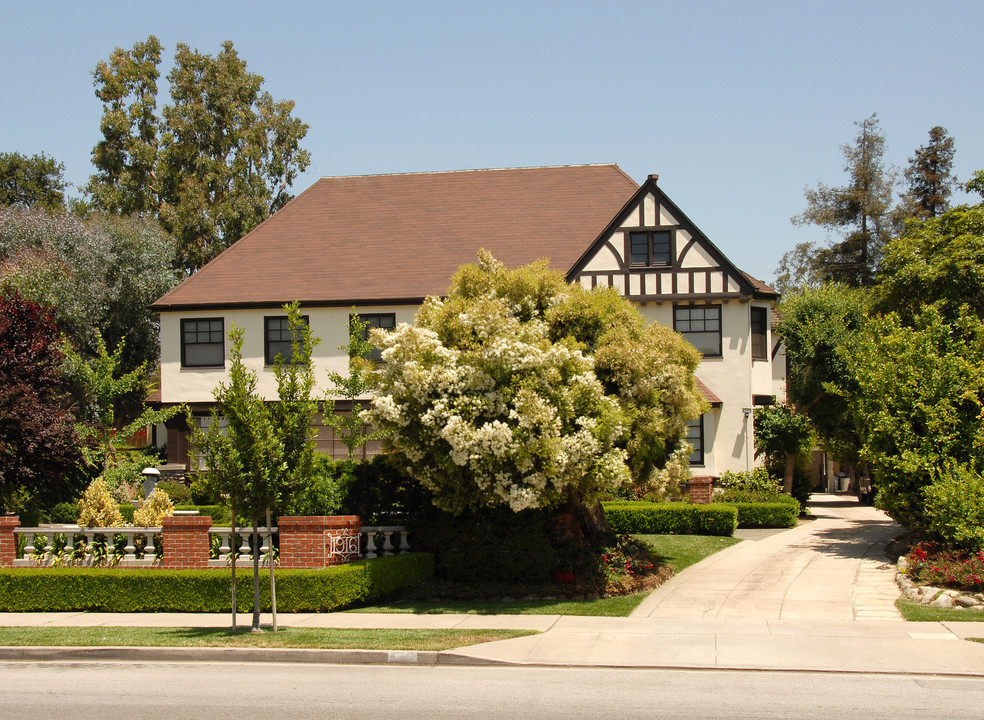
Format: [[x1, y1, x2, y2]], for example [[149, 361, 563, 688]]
[[161, 515, 212, 569], [279, 516, 361, 568], [688, 476, 714, 505], [0, 516, 19, 567]]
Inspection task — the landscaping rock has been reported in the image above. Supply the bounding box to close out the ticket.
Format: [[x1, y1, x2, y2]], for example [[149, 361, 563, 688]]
[[931, 593, 955, 608], [956, 595, 982, 608]]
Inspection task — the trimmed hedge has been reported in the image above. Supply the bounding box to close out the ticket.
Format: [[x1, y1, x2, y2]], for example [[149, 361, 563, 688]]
[[715, 501, 799, 529], [603, 502, 738, 536], [0, 553, 433, 613], [173, 504, 233, 525]]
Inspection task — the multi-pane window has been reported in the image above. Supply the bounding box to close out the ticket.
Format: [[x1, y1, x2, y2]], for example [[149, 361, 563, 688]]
[[628, 231, 671, 266], [355, 313, 396, 362], [750, 306, 768, 361], [264, 315, 309, 365], [686, 416, 704, 466], [181, 318, 224, 367], [674, 305, 722, 357]]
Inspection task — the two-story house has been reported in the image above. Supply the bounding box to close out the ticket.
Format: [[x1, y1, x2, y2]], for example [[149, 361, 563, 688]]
[[150, 164, 782, 477]]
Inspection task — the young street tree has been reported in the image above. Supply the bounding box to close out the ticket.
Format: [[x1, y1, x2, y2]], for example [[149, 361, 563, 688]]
[[788, 114, 895, 288], [0, 152, 68, 212], [194, 302, 318, 631], [87, 36, 311, 275], [368, 252, 704, 538]]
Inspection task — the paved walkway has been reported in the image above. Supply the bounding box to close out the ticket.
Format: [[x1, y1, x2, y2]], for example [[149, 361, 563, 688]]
[[632, 494, 902, 621]]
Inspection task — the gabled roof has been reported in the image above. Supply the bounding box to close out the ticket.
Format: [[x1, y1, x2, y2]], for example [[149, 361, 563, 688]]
[[152, 164, 638, 311], [568, 175, 779, 301]]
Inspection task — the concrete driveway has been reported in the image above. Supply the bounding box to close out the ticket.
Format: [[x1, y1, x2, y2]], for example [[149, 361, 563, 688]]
[[631, 494, 902, 621]]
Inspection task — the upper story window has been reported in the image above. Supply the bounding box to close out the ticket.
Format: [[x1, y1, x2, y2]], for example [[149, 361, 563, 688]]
[[674, 305, 722, 357], [685, 416, 705, 466], [354, 313, 396, 362], [628, 230, 671, 266], [264, 315, 310, 365], [750, 306, 769, 361], [181, 318, 224, 367]]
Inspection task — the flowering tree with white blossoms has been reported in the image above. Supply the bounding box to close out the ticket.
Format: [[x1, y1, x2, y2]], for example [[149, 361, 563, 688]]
[[369, 252, 705, 536]]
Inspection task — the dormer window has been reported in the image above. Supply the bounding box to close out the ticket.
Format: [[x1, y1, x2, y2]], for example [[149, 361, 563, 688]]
[[629, 230, 671, 266]]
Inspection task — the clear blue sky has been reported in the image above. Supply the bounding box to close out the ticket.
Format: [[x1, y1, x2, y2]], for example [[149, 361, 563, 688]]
[[3, 0, 981, 282]]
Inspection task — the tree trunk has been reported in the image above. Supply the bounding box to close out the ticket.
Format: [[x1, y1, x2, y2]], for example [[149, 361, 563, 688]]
[[230, 502, 237, 631], [266, 506, 277, 633], [251, 516, 261, 632], [783, 451, 796, 496], [566, 486, 615, 543]]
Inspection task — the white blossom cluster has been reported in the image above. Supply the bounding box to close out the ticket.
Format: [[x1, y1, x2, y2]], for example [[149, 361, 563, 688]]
[[368, 300, 632, 513]]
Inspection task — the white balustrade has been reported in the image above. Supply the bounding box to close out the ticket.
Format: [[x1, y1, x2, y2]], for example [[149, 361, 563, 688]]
[[360, 526, 410, 559], [208, 526, 277, 567], [12, 525, 161, 567]]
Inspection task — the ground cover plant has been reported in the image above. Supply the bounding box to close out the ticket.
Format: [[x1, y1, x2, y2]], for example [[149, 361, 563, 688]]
[[903, 542, 984, 592], [0, 626, 533, 651]]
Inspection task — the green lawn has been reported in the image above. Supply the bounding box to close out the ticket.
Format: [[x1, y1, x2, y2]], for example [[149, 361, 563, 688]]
[[358, 534, 741, 617], [897, 598, 984, 622], [0, 626, 533, 651]]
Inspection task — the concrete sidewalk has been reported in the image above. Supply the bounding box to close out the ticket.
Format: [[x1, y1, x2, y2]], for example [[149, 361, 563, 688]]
[[2, 611, 984, 675]]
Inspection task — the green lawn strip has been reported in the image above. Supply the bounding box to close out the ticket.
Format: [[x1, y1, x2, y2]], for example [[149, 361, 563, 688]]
[[0, 626, 534, 651], [896, 598, 984, 622], [357, 534, 741, 617], [634, 534, 741, 574]]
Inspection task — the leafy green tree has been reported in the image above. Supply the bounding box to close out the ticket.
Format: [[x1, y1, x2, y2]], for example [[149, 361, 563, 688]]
[[877, 181, 984, 326], [88, 36, 311, 275], [0, 208, 178, 399], [194, 303, 318, 630], [753, 403, 813, 496], [0, 290, 84, 514], [789, 114, 895, 287], [0, 152, 68, 212], [62, 335, 180, 473], [846, 308, 984, 528], [896, 126, 957, 223], [368, 252, 704, 537], [775, 284, 869, 466]]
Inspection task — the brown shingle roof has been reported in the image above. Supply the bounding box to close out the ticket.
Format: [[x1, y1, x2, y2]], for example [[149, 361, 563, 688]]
[[152, 164, 638, 310], [695, 377, 723, 407]]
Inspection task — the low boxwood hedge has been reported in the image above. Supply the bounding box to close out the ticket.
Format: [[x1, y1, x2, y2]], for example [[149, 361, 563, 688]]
[[603, 502, 738, 536], [0, 553, 433, 613], [715, 501, 799, 529]]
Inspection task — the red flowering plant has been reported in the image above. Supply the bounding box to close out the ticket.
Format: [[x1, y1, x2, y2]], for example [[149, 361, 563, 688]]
[[554, 534, 663, 595], [904, 542, 984, 591]]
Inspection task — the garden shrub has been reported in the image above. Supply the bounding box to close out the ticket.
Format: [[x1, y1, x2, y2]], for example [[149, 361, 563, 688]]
[[411, 507, 561, 584], [904, 542, 984, 591], [117, 503, 135, 524], [287, 454, 355, 517], [133, 489, 174, 526], [0, 554, 434, 612], [48, 502, 80, 524], [174, 504, 233, 525], [189, 476, 222, 505], [603, 501, 738, 536], [103, 452, 162, 503], [155, 480, 193, 505], [720, 468, 781, 494], [77, 479, 124, 527], [923, 464, 984, 552], [716, 502, 798, 528]]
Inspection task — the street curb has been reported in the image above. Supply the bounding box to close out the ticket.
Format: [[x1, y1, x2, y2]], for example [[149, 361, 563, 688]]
[[3, 645, 984, 677], [0, 645, 513, 667]]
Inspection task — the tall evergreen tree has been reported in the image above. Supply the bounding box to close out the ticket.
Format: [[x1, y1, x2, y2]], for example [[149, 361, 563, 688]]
[[897, 126, 957, 222], [789, 114, 895, 287]]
